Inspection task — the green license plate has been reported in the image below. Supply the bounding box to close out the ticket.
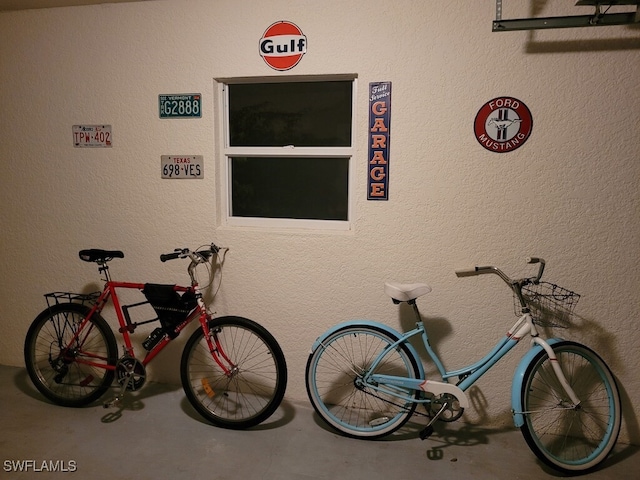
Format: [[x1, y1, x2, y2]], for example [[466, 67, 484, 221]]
[[159, 94, 201, 118]]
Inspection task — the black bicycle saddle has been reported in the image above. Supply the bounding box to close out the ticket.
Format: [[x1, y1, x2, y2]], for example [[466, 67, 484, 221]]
[[79, 249, 125, 263]]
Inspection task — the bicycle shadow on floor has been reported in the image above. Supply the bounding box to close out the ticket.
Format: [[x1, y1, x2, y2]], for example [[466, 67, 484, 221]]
[[423, 421, 512, 453], [309, 410, 409, 441], [415, 375, 638, 476], [13, 367, 49, 402], [179, 396, 296, 431], [12, 368, 186, 422], [308, 405, 512, 445], [99, 381, 183, 423]]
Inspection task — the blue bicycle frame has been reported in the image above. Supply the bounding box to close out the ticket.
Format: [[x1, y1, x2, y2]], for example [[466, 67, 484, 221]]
[[314, 309, 573, 424]]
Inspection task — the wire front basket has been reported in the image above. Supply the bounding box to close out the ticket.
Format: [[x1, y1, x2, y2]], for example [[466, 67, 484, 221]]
[[515, 281, 580, 328], [45, 291, 101, 308]]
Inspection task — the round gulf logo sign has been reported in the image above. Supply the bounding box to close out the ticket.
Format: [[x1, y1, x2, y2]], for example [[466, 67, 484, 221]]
[[474, 97, 533, 153], [259, 21, 307, 71]]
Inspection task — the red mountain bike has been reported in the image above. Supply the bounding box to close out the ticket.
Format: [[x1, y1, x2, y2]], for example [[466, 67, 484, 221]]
[[24, 243, 287, 429]]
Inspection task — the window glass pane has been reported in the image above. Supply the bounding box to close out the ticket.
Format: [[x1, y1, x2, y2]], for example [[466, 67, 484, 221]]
[[231, 157, 349, 221], [228, 81, 352, 147]]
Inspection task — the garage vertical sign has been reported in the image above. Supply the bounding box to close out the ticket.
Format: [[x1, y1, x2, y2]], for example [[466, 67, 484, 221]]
[[368, 82, 391, 200]]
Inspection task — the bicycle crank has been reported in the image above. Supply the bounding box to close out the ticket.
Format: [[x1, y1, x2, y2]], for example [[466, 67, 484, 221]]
[[425, 393, 464, 422], [420, 400, 452, 440], [115, 356, 146, 391], [103, 357, 147, 409]]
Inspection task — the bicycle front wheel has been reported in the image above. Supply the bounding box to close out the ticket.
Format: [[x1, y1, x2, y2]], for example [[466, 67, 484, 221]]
[[24, 303, 118, 407], [520, 341, 621, 473], [180, 316, 287, 429], [305, 325, 421, 439]]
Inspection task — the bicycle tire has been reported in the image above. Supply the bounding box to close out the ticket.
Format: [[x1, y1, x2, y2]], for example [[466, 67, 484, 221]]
[[305, 325, 421, 438], [520, 341, 621, 473], [24, 303, 118, 407], [180, 316, 287, 429]]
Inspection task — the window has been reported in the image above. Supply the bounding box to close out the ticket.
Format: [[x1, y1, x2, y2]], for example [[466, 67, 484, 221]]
[[218, 76, 356, 230]]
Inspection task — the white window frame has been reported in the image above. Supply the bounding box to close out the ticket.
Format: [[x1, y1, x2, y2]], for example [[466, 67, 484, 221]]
[[215, 75, 357, 232]]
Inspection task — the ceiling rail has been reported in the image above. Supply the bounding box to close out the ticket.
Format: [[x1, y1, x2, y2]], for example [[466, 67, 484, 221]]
[[493, 0, 640, 32]]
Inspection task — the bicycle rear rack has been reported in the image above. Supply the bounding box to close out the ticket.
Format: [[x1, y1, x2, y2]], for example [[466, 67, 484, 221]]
[[44, 291, 101, 307]]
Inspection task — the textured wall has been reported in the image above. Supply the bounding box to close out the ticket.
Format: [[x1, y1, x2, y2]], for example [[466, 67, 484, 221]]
[[1, 0, 638, 444]]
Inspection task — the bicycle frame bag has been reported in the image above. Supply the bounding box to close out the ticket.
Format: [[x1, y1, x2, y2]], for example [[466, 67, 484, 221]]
[[142, 284, 197, 337]]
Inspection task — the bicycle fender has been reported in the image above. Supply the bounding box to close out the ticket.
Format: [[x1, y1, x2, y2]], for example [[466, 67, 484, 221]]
[[310, 320, 426, 379], [511, 338, 564, 428]]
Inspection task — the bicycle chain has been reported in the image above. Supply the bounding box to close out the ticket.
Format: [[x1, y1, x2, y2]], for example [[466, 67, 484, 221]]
[[361, 386, 464, 421], [361, 387, 431, 418]]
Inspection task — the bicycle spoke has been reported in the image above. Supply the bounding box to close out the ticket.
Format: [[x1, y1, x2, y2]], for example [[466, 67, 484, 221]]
[[25, 303, 116, 407], [181, 317, 287, 429], [521, 342, 620, 472], [306, 326, 420, 438]]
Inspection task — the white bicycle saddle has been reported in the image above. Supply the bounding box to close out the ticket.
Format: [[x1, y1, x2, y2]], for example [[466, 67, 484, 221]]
[[384, 282, 432, 302]]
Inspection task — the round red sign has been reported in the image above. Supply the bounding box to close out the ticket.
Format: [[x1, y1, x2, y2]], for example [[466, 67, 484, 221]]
[[474, 97, 533, 153], [259, 21, 307, 71]]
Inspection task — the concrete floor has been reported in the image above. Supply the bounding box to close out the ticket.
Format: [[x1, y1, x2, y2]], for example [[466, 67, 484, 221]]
[[1, 365, 638, 480]]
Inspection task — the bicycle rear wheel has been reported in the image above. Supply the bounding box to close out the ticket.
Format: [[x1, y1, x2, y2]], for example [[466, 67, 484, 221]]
[[24, 303, 118, 407], [305, 325, 421, 438], [520, 341, 621, 473], [180, 316, 287, 429]]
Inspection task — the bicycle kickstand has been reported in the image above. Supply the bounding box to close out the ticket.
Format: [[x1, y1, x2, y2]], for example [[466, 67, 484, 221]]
[[419, 401, 450, 440]]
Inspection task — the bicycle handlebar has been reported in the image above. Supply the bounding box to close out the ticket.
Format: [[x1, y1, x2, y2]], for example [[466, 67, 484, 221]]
[[160, 243, 223, 263], [526, 257, 546, 283], [455, 257, 546, 285], [160, 251, 182, 262]]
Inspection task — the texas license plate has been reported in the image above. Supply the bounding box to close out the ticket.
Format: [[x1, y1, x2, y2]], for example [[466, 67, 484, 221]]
[[161, 155, 203, 179]]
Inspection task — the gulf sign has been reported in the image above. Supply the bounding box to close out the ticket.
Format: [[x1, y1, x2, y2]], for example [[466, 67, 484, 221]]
[[259, 21, 307, 71]]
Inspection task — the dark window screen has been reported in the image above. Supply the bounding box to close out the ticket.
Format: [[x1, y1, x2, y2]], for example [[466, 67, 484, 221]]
[[228, 81, 352, 147], [231, 157, 349, 221]]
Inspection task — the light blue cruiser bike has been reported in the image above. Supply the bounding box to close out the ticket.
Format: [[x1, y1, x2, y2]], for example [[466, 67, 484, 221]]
[[305, 258, 621, 473]]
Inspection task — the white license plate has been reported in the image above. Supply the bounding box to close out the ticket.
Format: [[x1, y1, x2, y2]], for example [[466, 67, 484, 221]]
[[161, 155, 203, 179], [73, 125, 112, 147]]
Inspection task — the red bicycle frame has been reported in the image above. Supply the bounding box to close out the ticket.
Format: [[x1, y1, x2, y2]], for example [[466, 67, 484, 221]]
[[63, 280, 235, 376]]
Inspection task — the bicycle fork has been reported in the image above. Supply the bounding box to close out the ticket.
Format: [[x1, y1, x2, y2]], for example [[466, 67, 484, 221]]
[[530, 337, 581, 406], [198, 322, 239, 398], [510, 336, 583, 430]]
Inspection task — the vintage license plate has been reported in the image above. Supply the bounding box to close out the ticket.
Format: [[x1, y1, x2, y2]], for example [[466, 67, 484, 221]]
[[73, 125, 112, 147], [159, 94, 202, 118], [161, 155, 203, 179]]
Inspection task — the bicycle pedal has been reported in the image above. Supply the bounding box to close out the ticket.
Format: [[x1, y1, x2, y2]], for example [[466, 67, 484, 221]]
[[419, 425, 434, 440]]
